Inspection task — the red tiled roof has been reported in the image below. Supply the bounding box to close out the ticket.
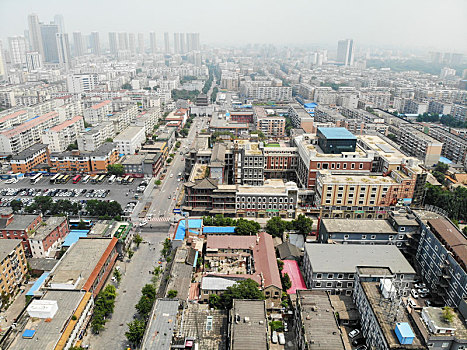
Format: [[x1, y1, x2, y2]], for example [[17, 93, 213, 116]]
[[1, 111, 58, 138], [0, 109, 28, 123], [252, 232, 282, 289], [91, 100, 111, 110], [282, 259, 306, 294], [49, 115, 83, 132], [206, 235, 256, 250]]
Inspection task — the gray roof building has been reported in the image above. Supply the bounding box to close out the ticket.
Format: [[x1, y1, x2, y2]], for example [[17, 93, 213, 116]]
[[229, 299, 268, 350], [142, 298, 179, 350], [0, 239, 22, 263]]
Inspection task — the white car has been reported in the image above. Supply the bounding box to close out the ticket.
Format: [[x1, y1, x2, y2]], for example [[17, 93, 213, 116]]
[[349, 329, 361, 339], [408, 298, 417, 308], [170, 174, 173, 178], [411, 289, 419, 299], [139, 221, 148, 227], [278, 333, 285, 345], [271, 331, 278, 344]]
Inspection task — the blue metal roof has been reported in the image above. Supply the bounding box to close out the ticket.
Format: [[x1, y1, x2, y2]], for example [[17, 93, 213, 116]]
[[304, 102, 317, 108], [174, 219, 202, 240], [62, 230, 88, 247], [22, 330, 36, 339], [26, 272, 49, 296], [318, 127, 356, 140], [203, 226, 236, 234]]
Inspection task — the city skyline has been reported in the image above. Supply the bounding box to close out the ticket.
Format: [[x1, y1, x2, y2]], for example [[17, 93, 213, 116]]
[[0, 0, 466, 53]]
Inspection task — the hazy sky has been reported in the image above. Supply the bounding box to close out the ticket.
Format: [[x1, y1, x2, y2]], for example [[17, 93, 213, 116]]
[[1, 0, 466, 53]]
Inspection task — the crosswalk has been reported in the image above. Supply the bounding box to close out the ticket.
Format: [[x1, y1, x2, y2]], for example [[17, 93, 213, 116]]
[[148, 217, 171, 222]]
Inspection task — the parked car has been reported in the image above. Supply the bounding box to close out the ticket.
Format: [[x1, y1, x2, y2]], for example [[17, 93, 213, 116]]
[[411, 289, 419, 299], [349, 329, 361, 339], [139, 221, 148, 227], [408, 298, 417, 308], [418, 288, 429, 294], [356, 346, 368, 350], [425, 300, 433, 307], [414, 283, 426, 289], [271, 331, 278, 344], [352, 337, 366, 346], [278, 333, 285, 345]]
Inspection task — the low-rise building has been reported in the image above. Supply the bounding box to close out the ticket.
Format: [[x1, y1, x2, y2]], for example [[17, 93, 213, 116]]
[[77, 121, 115, 152], [294, 290, 345, 350], [114, 125, 146, 155], [28, 216, 69, 258], [10, 143, 50, 173], [302, 244, 415, 296], [229, 299, 268, 350], [0, 240, 27, 303], [0, 212, 43, 255]]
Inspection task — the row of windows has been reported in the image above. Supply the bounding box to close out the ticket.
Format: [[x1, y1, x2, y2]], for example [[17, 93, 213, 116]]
[[315, 281, 354, 288], [238, 203, 294, 210], [318, 162, 365, 170], [316, 273, 354, 280], [238, 196, 294, 203]]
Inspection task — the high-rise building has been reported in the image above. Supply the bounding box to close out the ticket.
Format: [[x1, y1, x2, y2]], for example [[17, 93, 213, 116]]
[[108, 32, 118, 55], [118, 32, 128, 51], [164, 32, 170, 53], [90, 32, 101, 56], [149, 32, 157, 54], [137, 33, 144, 54], [56, 33, 72, 69], [40, 24, 59, 63], [73, 32, 85, 57], [193, 32, 200, 50], [128, 33, 136, 54], [28, 14, 44, 59], [186, 33, 192, 52], [180, 33, 186, 54], [53, 14, 65, 33], [0, 41, 7, 80], [173, 33, 180, 54], [26, 52, 42, 71], [8, 36, 27, 64], [336, 39, 354, 66]]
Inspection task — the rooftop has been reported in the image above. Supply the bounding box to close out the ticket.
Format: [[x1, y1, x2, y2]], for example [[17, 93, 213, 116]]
[[48, 115, 83, 133], [318, 127, 357, 140], [304, 244, 415, 274], [121, 154, 146, 165], [201, 276, 237, 291], [90, 100, 111, 110], [114, 126, 145, 141], [29, 217, 66, 242], [142, 298, 179, 350], [230, 299, 268, 350], [11, 143, 48, 160], [428, 218, 467, 269], [321, 218, 397, 234], [0, 214, 39, 231], [318, 170, 398, 185], [206, 235, 256, 251], [237, 179, 297, 195], [296, 290, 345, 350], [419, 307, 467, 338], [0, 239, 22, 263]]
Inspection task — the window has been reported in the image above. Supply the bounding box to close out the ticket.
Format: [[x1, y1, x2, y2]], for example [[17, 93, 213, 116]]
[[316, 282, 322, 287], [316, 274, 322, 279], [348, 274, 354, 279], [362, 235, 367, 239], [327, 273, 334, 279], [326, 282, 332, 287], [347, 282, 354, 288], [344, 235, 349, 240], [371, 235, 376, 239], [351, 163, 355, 169], [343, 163, 347, 169], [337, 274, 344, 279], [359, 163, 363, 169], [400, 227, 405, 232]]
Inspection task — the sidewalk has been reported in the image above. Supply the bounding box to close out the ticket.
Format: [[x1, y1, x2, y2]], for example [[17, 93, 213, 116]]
[[0, 288, 27, 333]]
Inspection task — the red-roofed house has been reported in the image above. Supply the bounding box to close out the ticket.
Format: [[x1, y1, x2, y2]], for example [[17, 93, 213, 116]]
[[281, 259, 307, 294]]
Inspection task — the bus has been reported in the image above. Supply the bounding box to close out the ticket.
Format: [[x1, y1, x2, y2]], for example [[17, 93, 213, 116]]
[[62, 175, 71, 184], [72, 174, 82, 184], [97, 174, 106, 183], [56, 174, 65, 184], [108, 175, 116, 184], [122, 175, 130, 184], [82, 175, 90, 184], [30, 173, 43, 184], [50, 173, 60, 184], [91, 175, 99, 184]]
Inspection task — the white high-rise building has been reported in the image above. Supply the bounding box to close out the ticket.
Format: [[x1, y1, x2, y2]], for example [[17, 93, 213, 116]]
[[137, 33, 144, 54], [28, 14, 44, 59], [173, 33, 180, 54], [118, 32, 129, 51], [129, 33, 136, 54], [0, 41, 7, 80], [8, 36, 27, 64], [67, 73, 99, 93], [56, 33, 72, 69], [180, 33, 186, 54], [73, 32, 85, 57], [164, 32, 170, 53], [149, 32, 157, 54], [336, 39, 354, 66], [26, 52, 42, 71], [90, 32, 100, 56], [53, 14, 65, 33], [109, 32, 118, 55]]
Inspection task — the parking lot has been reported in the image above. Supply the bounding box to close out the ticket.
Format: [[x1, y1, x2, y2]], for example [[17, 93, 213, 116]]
[[0, 175, 146, 212]]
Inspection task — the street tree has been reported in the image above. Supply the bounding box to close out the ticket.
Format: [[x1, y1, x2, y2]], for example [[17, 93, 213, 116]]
[[125, 320, 146, 345], [265, 216, 288, 237], [107, 164, 124, 176], [292, 214, 313, 235]]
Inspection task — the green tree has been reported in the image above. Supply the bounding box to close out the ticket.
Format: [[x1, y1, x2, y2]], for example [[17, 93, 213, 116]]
[[250, 130, 266, 140], [133, 234, 143, 248], [269, 320, 284, 332], [442, 306, 455, 323], [84, 121, 92, 128], [281, 273, 292, 290], [167, 289, 178, 298], [155, 180, 162, 186], [77, 220, 88, 230], [235, 218, 260, 235], [208, 294, 222, 309], [128, 250, 134, 259], [86, 200, 123, 217], [220, 279, 265, 309], [125, 319, 146, 345], [10, 199, 23, 213], [91, 285, 117, 333], [66, 142, 78, 151], [107, 164, 124, 176], [31, 196, 53, 215], [387, 133, 398, 142], [161, 238, 171, 258], [113, 269, 122, 284], [434, 162, 449, 174], [265, 216, 288, 237], [104, 137, 113, 142], [122, 83, 132, 90], [292, 214, 313, 235], [141, 284, 157, 300], [135, 295, 153, 316]]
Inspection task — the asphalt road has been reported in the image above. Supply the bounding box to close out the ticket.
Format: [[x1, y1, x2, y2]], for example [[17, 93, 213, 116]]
[[83, 225, 169, 349]]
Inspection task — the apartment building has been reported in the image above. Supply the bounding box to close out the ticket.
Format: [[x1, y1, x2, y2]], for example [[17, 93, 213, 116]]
[[428, 126, 467, 167], [397, 126, 443, 167], [416, 216, 467, 308], [240, 82, 292, 102], [257, 115, 286, 138], [49, 142, 119, 173], [77, 121, 115, 152], [263, 146, 298, 181], [289, 104, 314, 132], [28, 216, 69, 258], [0, 109, 29, 131], [108, 104, 139, 134], [83, 100, 112, 125], [0, 111, 62, 154], [294, 290, 345, 350], [0, 212, 43, 256], [236, 140, 265, 186], [230, 110, 254, 124], [10, 143, 50, 173], [236, 179, 298, 219], [66, 73, 99, 93], [452, 105, 467, 123], [394, 98, 428, 115], [353, 269, 425, 350], [134, 107, 161, 136], [0, 240, 27, 304], [41, 115, 85, 152], [428, 101, 453, 115], [114, 125, 146, 155], [303, 244, 415, 296]]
